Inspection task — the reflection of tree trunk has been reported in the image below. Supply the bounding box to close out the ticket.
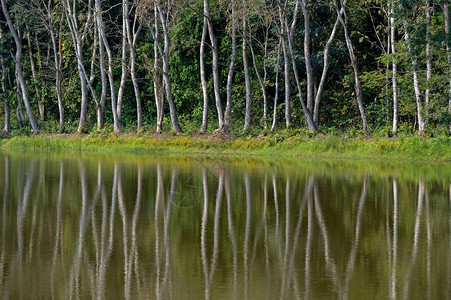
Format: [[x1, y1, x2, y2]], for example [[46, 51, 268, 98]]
[[390, 178, 398, 300], [402, 179, 425, 300], [155, 163, 164, 300], [272, 174, 282, 267], [3, 161, 37, 299], [0, 156, 10, 292], [225, 169, 238, 299], [244, 171, 251, 299]]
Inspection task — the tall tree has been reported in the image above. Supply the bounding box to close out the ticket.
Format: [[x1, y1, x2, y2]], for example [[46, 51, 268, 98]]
[[335, 0, 369, 135], [242, 0, 253, 131], [224, 0, 237, 132], [63, 0, 97, 133], [390, 0, 399, 135], [1, 0, 40, 133]]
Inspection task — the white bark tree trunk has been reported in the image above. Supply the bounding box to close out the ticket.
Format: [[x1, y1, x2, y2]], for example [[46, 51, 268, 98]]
[[224, 0, 237, 133], [200, 16, 209, 133], [96, 0, 120, 132], [1, 0, 40, 134], [425, 0, 431, 124], [204, 0, 224, 131], [243, 0, 252, 131], [271, 38, 282, 132], [336, 1, 369, 135], [124, 0, 143, 131], [443, 3, 451, 132], [26, 30, 45, 120], [157, 4, 182, 134], [390, 1, 399, 135], [404, 21, 425, 135], [153, 7, 164, 133]]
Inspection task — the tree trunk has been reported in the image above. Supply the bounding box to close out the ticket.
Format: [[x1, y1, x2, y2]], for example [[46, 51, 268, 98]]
[[154, 7, 164, 133], [94, 18, 107, 130], [443, 3, 451, 132], [117, 2, 129, 124], [390, 1, 399, 135], [96, 0, 120, 132], [249, 42, 268, 130], [243, 0, 252, 131], [224, 0, 237, 133], [336, 4, 369, 135], [124, 0, 142, 131], [1, 0, 40, 134], [313, 13, 340, 125], [283, 16, 316, 131], [204, 0, 224, 131], [425, 0, 431, 124], [26, 30, 45, 121], [63, 0, 96, 133], [271, 38, 282, 132], [15, 84, 25, 128], [300, 1, 314, 113], [157, 5, 182, 134], [404, 21, 425, 135], [200, 16, 209, 133]]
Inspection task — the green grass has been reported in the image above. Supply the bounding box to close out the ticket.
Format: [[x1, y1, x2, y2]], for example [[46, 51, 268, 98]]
[[1, 133, 451, 161]]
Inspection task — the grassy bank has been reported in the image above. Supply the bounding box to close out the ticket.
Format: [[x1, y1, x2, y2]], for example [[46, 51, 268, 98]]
[[1, 132, 451, 161]]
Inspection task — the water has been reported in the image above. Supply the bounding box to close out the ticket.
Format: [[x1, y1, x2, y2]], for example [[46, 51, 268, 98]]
[[0, 152, 450, 299]]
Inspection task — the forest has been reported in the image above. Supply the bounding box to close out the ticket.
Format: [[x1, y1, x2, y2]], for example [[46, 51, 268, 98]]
[[0, 0, 450, 137]]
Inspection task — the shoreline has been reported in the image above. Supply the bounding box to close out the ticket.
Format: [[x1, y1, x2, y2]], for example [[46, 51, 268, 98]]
[[1, 133, 451, 162]]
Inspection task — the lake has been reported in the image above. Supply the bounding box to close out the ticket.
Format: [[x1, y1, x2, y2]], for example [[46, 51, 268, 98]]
[[0, 152, 449, 299]]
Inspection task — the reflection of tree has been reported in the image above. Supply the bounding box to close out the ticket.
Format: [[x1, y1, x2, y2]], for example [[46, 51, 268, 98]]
[[225, 168, 238, 300], [201, 168, 224, 300], [155, 165, 178, 300], [314, 176, 368, 299], [3, 159, 37, 299], [0, 155, 10, 294], [402, 179, 425, 300]]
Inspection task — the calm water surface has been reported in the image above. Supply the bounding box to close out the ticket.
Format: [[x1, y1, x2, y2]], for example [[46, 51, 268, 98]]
[[0, 152, 450, 299]]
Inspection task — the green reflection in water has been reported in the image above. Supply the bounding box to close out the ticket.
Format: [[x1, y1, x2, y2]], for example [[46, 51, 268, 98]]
[[0, 152, 450, 299]]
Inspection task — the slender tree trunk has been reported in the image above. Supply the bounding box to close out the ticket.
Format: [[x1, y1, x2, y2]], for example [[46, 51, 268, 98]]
[[26, 30, 45, 121], [94, 19, 107, 130], [124, 0, 142, 131], [300, 1, 314, 113], [96, 0, 120, 132], [200, 16, 209, 133], [425, 0, 431, 124], [63, 0, 95, 133], [443, 2, 451, 132], [154, 7, 164, 133], [404, 21, 425, 135], [391, 1, 399, 135], [243, 7, 252, 131], [249, 42, 268, 130], [204, 0, 224, 131], [117, 2, 129, 124], [336, 3, 369, 135], [48, 16, 64, 125], [271, 38, 282, 132], [313, 14, 340, 125], [157, 5, 182, 134], [1, 0, 40, 134], [283, 18, 316, 131], [278, 7, 291, 129], [15, 78, 25, 128], [224, 0, 237, 132], [0, 28, 9, 132]]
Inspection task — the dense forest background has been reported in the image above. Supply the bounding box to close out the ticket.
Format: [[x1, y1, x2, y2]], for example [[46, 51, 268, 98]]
[[0, 0, 450, 136]]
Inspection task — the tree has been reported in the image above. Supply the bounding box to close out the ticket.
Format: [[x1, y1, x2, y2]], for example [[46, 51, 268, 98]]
[[1, 0, 40, 133]]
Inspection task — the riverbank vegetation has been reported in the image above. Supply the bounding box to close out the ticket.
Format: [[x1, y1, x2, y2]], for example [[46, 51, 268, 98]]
[[0, 0, 450, 137], [1, 131, 451, 161]]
